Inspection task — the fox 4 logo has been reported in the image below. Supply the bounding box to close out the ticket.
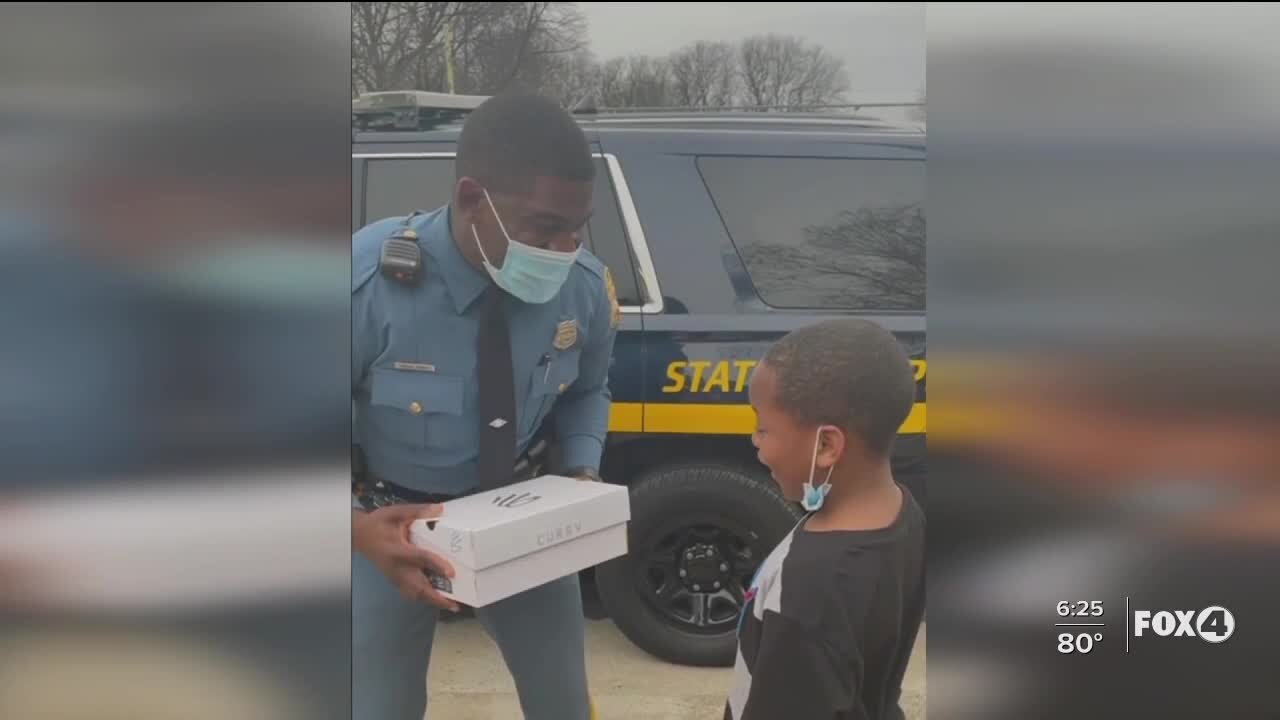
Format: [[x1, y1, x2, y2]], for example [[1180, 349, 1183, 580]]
[[1133, 606, 1235, 643]]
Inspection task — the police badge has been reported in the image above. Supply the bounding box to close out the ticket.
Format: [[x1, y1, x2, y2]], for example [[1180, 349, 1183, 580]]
[[553, 319, 578, 350]]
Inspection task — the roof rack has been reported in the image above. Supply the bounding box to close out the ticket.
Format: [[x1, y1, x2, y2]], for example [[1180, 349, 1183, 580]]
[[574, 101, 921, 131], [352, 90, 923, 132], [581, 101, 922, 115]]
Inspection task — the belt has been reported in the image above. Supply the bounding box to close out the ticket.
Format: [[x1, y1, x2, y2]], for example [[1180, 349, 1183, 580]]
[[352, 476, 466, 511], [353, 436, 551, 512]]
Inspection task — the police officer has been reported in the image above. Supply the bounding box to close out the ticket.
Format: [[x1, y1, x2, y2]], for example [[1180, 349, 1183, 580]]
[[350, 92, 620, 720]]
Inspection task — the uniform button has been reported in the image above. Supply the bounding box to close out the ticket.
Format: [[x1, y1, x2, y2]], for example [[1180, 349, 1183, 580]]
[[558, 383, 567, 393], [408, 401, 423, 415]]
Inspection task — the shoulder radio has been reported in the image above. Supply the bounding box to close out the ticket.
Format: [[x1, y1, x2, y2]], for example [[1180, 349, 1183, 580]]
[[380, 211, 426, 285]]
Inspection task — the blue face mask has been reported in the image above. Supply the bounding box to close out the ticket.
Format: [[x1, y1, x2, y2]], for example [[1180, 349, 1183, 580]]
[[802, 426, 837, 512], [472, 187, 579, 304]]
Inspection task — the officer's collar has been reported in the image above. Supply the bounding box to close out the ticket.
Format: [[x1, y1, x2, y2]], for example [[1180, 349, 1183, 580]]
[[426, 203, 492, 314]]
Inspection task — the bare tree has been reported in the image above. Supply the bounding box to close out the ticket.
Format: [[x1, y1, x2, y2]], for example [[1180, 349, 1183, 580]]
[[628, 55, 674, 107], [739, 33, 849, 109], [598, 54, 673, 108], [515, 5, 592, 102], [352, 2, 449, 96], [460, 2, 588, 93], [352, 2, 589, 98], [669, 41, 739, 107], [599, 57, 629, 108], [353, 10, 855, 116], [540, 48, 602, 108]]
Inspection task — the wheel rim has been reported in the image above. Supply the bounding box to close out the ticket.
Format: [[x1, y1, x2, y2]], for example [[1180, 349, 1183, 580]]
[[632, 513, 770, 635]]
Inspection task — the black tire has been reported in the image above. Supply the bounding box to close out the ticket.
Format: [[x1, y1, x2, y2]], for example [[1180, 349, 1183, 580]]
[[596, 462, 803, 667]]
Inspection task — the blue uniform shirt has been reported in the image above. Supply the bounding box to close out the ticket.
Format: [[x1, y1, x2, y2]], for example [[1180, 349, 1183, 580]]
[[352, 205, 619, 495]]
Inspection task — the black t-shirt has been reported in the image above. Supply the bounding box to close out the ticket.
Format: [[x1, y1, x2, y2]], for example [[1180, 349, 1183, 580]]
[[724, 485, 926, 720]]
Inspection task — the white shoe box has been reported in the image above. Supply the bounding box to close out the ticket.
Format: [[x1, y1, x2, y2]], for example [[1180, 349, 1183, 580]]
[[409, 475, 631, 607]]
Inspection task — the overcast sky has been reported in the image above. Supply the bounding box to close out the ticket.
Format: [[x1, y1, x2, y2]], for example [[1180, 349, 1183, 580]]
[[578, 2, 924, 100]]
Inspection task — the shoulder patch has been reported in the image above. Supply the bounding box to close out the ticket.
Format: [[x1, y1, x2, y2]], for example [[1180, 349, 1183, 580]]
[[604, 266, 621, 329]]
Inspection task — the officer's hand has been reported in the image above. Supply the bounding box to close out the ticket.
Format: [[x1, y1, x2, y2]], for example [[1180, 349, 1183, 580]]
[[352, 503, 461, 613], [570, 468, 602, 483]]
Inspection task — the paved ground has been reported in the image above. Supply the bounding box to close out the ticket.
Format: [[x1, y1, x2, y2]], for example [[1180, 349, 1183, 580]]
[[426, 614, 926, 719]]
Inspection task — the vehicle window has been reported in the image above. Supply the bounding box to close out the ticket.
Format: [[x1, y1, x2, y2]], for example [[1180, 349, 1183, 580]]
[[586, 160, 643, 307], [697, 156, 925, 311], [362, 157, 456, 226], [352, 159, 363, 232], [361, 156, 642, 306]]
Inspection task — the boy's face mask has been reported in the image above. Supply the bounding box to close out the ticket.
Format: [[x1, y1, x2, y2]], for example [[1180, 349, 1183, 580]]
[[472, 187, 579, 304], [803, 425, 838, 512]]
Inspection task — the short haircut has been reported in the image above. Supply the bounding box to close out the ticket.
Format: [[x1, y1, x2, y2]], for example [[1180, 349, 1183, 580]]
[[762, 318, 916, 458], [456, 92, 595, 195]]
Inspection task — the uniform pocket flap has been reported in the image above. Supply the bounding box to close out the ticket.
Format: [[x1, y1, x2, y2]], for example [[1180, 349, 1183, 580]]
[[371, 367, 463, 415]]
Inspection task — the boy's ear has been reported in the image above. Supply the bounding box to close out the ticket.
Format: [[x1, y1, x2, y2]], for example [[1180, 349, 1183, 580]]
[[818, 425, 846, 468]]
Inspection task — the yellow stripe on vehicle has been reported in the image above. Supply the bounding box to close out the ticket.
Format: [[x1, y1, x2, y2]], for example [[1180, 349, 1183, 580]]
[[607, 402, 645, 433], [608, 402, 926, 435]]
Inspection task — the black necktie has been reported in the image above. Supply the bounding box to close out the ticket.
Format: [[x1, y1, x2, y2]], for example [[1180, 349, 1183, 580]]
[[475, 287, 516, 491]]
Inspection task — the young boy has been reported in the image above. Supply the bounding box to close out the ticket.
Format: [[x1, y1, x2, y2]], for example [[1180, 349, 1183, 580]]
[[725, 318, 926, 720]]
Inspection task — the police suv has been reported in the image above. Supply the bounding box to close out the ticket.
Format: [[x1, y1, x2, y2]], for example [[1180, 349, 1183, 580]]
[[353, 91, 927, 667]]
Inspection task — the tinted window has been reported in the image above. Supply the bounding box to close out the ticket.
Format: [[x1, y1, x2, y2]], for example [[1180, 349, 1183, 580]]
[[698, 156, 925, 311], [361, 156, 642, 306], [352, 159, 362, 231], [362, 157, 457, 226], [585, 160, 644, 307]]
